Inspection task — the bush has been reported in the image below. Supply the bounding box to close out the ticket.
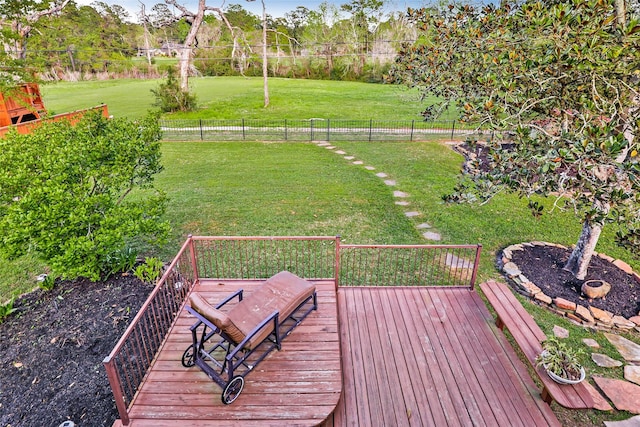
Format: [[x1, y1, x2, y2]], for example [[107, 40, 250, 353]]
[[0, 112, 170, 280], [151, 66, 197, 112]]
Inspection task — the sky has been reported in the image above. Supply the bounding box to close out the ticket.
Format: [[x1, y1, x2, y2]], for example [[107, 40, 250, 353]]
[[75, 0, 430, 21]]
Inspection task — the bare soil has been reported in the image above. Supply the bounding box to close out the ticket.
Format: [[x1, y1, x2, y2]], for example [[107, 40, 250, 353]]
[[0, 275, 153, 427]]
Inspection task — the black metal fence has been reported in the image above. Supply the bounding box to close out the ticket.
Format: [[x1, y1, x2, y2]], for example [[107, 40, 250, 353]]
[[160, 118, 482, 142]]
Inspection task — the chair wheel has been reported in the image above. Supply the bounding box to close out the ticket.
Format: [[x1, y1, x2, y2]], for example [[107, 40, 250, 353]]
[[221, 376, 244, 404], [181, 344, 195, 367]]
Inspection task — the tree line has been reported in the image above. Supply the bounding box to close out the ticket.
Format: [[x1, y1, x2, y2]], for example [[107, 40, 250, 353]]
[[0, 0, 416, 83]]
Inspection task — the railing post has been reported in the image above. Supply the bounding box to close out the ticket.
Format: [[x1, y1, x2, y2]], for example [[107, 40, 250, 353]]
[[199, 119, 203, 140], [451, 120, 456, 140], [334, 235, 341, 291], [469, 244, 482, 290], [410, 119, 415, 142], [103, 356, 130, 426], [188, 235, 199, 283]]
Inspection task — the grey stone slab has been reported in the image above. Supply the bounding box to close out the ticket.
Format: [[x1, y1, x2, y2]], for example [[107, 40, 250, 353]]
[[552, 325, 569, 339], [605, 333, 640, 362], [404, 211, 420, 217], [375, 172, 388, 178], [416, 223, 432, 229], [395, 201, 410, 206], [353, 161, 364, 165], [384, 180, 396, 186], [502, 262, 521, 277], [393, 191, 409, 198], [335, 150, 346, 154], [344, 156, 355, 160], [364, 166, 375, 170], [625, 366, 640, 386], [592, 353, 623, 368], [423, 232, 442, 241]]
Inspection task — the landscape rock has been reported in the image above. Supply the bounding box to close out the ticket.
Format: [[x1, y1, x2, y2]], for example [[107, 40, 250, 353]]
[[335, 150, 346, 154], [552, 325, 569, 338], [582, 338, 600, 349], [590, 307, 614, 325], [416, 223, 432, 229], [384, 180, 396, 186], [502, 262, 521, 277], [593, 376, 640, 414], [375, 172, 387, 178], [534, 292, 552, 305], [625, 366, 640, 386], [604, 415, 640, 427], [364, 166, 375, 170], [344, 155, 355, 160], [422, 232, 442, 241], [605, 333, 640, 362], [395, 201, 410, 206], [353, 161, 363, 165], [628, 316, 640, 326], [554, 298, 576, 311], [404, 211, 420, 217], [575, 305, 595, 323], [613, 315, 637, 330], [591, 353, 623, 368], [393, 191, 409, 198]]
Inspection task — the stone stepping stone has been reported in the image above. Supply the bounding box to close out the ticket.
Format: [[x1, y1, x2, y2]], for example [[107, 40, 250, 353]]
[[393, 191, 409, 198], [395, 201, 410, 206], [365, 166, 375, 170], [344, 156, 355, 160], [376, 172, 388, 178], [445, 253, 473, 269], [593, 376, 640, 414], [335, 150, 346, 154], [417, 223, 432, 229], [625, 366, 640, 386], [405, 211, 420, 218], [384, 180, 396, 186], [353, 161, 363, 165], [552, 325, 569, 339], [325, 146, 336, 150], [423, 231, 442, 241], [604, 415, 640, 427], [605, 333, 640, 362], [316, 142, 330, 146], [583, 338, 600, 349], [592, 353, 623, 368]]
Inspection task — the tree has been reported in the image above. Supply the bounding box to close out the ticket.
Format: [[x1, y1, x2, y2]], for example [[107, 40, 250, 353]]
[[0, 0, 69, 60], [0, 112, 170, 280], [389, 0, 640, 279], [164, 0, 236, 92], [341, 0, 384, 72], [247, 0, 269, 107]]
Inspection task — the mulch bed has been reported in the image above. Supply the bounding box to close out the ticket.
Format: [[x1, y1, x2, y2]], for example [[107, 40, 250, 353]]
[[510, 244, 640, 319], [0, 275, 153, 427]]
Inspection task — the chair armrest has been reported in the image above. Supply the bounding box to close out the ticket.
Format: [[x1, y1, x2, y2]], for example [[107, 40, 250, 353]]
[[227, 310, 279, 360], [216, 289, 243, 309]]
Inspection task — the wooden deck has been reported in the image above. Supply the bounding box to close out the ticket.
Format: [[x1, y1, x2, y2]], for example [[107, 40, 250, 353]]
[[324, 287, 560, 427], [114, 283, 561, 426], [115, 279, 342, 426]]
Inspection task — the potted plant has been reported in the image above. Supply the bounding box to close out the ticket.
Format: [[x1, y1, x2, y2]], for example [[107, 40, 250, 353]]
[[535, 337, 586, 385]]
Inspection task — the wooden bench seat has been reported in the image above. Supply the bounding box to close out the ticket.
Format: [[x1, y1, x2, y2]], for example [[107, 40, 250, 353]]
[[479, 280, 611, 411]]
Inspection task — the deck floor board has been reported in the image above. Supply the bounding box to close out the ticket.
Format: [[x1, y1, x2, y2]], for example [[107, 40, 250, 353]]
[[116, 283, 560, 427]]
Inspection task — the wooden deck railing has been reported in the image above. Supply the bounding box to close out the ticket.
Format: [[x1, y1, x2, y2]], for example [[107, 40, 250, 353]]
[[103, 238, 197, 426], [104, 236, 481, 425], [338, 243, 482, 289]]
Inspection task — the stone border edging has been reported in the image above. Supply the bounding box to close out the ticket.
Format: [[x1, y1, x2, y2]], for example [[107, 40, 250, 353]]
[[500, 241, 640, 332]]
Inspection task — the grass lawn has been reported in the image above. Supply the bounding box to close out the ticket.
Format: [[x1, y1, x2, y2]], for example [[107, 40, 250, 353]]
[[41, 76, 432, 121]]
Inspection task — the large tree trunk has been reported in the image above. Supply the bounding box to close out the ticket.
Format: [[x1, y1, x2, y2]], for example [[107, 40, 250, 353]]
[[563, 220, 603, 280]]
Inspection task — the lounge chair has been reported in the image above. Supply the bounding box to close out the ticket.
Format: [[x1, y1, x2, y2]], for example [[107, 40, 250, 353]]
[[181, 271, 317, 404]]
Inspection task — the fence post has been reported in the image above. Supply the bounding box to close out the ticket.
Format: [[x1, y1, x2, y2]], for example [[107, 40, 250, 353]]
[[199, 119, 203, 140], [242, 118, 246, 140], [469, 244, 483, 290], [310, 119, 314, 142], [451, 120, 456, 140], [369, 119, 373, 142], [327, 119, 330, 142], [410, 119, 415, 142], [284, 119, 288, 141]]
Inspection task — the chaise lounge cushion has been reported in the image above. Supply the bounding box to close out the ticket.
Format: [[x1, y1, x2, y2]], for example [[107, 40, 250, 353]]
[[228, 271, 316, 349], [189, 293, 246, 344]]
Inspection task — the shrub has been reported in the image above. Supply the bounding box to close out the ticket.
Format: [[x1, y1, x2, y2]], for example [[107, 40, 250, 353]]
[[134, 257, 164, 283], [0, 112, 170, 280], [151, 66, 197, 112]]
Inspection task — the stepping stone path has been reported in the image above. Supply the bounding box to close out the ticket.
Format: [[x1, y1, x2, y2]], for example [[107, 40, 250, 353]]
[[311, 140, 444, 242], [592, 353, 623, 368], [594, 377, 640, 414], [605, 333, 640, 362], [625, 366, 640, 386], [552, 325, 569, 338], [583, 338, 600, 349]]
